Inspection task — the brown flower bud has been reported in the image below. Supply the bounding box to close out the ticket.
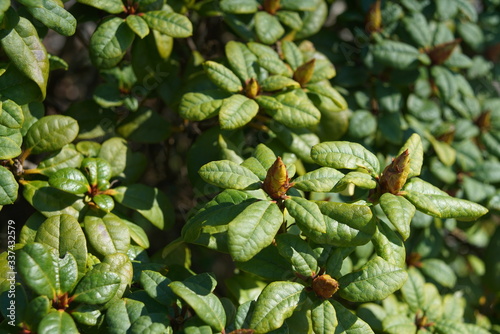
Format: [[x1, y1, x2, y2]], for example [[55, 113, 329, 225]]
[[365, 0, 381, 33], [293, 59, 315, 87], [379, 149, 411, 195], [263, 0, 280, 15], [476, 110, 491, 132], [263, 157, 294, 200], [427, 39, 461, 65], [245, 78, 260, 99], [312, 274, 339, 299]]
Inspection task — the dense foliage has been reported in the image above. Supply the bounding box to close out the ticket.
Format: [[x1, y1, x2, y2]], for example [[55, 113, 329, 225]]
[[0, 0, 498, 333]]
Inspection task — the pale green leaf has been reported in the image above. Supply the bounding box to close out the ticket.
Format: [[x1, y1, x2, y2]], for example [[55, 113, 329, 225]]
[[126, 15, 150, 39], [198, 160, 261, 190], [225, 41, 258, 81], [255, 11, 285, 45], [379, 193, 415, 240], [398, 133, 423, 178], [24, 115, 79, 154], [203, 61, 242, 93], [219, 94, 259, 129], [23, 0, 76, 36], [311, 299, 338, 334], [285, 196, 326, 234], [293, 167, 344, 192], [179, 91, 225, 121]]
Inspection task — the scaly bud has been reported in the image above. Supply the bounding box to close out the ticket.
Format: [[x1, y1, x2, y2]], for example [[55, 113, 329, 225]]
[[427, 39, 461, 65], [263, 157, 294, 200], [263, 0, 280, 15], [365, 0, 381, 33], [312, 274, 339, 299], [293, 59, 315, 87], [245, 78, 260, 99], [379, 149, 411, 195], [476, 110, 491, 132]]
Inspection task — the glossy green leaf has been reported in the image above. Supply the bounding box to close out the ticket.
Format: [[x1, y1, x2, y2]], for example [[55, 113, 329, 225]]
[[276, 234, 318, 277], [204, 61, 242, 93], [268, 90, 321, 128], [140, 270, 175, 306], [372, 40, 421, 70], [421, 259, 456, 288], [22, 0, 76, 36], [76, 0, 124, 13], [37, 146, 83, 176], [128, 315, 170, 333], [332, 300, 374, 334], [285, 196, 326, 234], [293, 167, 344, 192], [0, 166, 18, 205], [142, 11, 192, 38], [58, 252, 79, 293], [1, 17, 49, 98], [372, 220, 406, 268], [106, 298, 148, 334], [81, 157, 111, 185], [48, 167, 90, 195], [97, 137, 127, 177], [38, 310, 79, 334], [255, 11, 285, 45], [73, 270, 121, 304], [0, 99, 23, 128], [84, 212, 130, 255], [170, 278, 226, 331], [34, 214, 87, 277], [261, 75, 300, 91], [93, 194, 114, 212], [250, 282, 306, 333], [17, 243, 59, 299], [219, 94, 259, 129], [225, 41, 258, 82], [23, 295, 51, 331], [228, 200, 283, 262], [339, 256, 408, 302], [403, 191, 441, 217], [179, 91, 225, 121], [220, 0, 259, 13], [426, 194, 488, 220], [402, 177, 448, 195], [92, 253, 133, 304], [0, 136, 21, 159], [24, 115, 79, 154], [311, 299, 338, 334], [90, 17, 135, 69], [126, 15, 150, 39], [71, 304, 101, 326], [311, 141, 380, 177], [198, 160, 261, 190], [401, 267, 426, 312], [379, 193, 415, 240]]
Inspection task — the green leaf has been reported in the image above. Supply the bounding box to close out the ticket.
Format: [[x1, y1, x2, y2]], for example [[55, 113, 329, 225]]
[[261, 75, 300, 91], [401, 267, 426, 312], [0, 136, 21, 159], [23, 295, 51, 331], [382, 315, 416, 334], [403, 177, 448, 196], [198, 160, 261, 190], [372, 40, 421, 70], [332, 300, 374, 334], [76, 0, 124, 13], [124, 15, 149, 39], [420, 259, 456, 288], [399, 133, 423, 178], [282, 41, 303, 71], [293, 167, 344, 192], [22, 0, 76, 36], [307, 82, 348, 110], [38, 310, 79, 334], [333, 172, 377, 192], [276, 234, 319, 277], [220, 0, 259, 13], [92, 253, 133, 304], [17, 243, 59, 299], [402, 13, 431, 47], [57, 253, 79, 293], [250, 282, 306, 333], [204, 61, 242, 93], [38, 146, 83, 176], [71, 304, 101, 326], [0, 99, 23, 129], [310, 59, 336, 83], [48, 167, 90, 195], [313, 201, 375, 246], [269, 122, 319, 163], [225, 41, 258, 82], [142, 11, 192, 38], [116, 107, 171, 143], [285, 196, 326, 234], [228, 200, 283, 262], [379, 193, 415, 240], [403, 191, 441, 217], [339, 256, 408, 302], [73, 270, 121, 304], [456, 0, 477, 21], [179, 91, 225, 121], [0, 166, 18, 205], [219, 94, 259, 129], [372, 219, 406, 268], [434, 320, 469, 334], [93, 194, 114, 212], [84, 212, 130, 256], [112, 184, 174, 230], [276, 11, 303, 31], [34, 214, 88, 277], [268, 90, 321, 128], [170, 279, 226, 331], [81, 157, 111, 185], [140, 270, 175, 306], [311, 141, 380, 177], [106, 298, 148, 334], [1, 17, 49, 98], [255, 11, 285, 45], [431, 66, 457, 101], [24, 115, 79, 154], [90, 17, 135, 69], [311, 299, 338, 334], [425, 194, 488, 220]]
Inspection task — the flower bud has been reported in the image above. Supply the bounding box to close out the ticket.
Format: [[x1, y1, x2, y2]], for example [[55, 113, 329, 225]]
[[312, 274, 339, 299], [293, 59, 315, 87], [245, 78, 260, 99], [263, 0, 280, 15], [365, 0, 381, 33], [379, 149, 411, 195], [427, 39, 461, 65], [263, 157, 294, 200]]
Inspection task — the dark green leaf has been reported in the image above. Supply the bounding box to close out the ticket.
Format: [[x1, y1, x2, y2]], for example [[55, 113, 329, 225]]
[[76, 0, 124, 13], [49, 167, 90, 195], [142, 11, 192, 38], [84, 212, 130, 255], [0, 166, 18, 205], [24, 115, 79, 154], [73, 270, 121, 304], [38, 310, 79, 334]]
